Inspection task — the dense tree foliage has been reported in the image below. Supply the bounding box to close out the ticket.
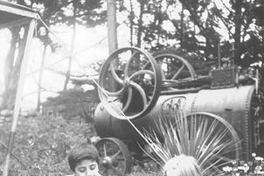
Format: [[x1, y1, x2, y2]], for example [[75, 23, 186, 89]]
[[0, 0, 106, 110], [119, 0, 264, 69], [1, 1, 264, 175], [2, 0, 264, 110], [0, 114, 96, 176]]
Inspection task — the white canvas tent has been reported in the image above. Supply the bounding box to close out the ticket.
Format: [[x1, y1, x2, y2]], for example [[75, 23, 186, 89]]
[[0, 1, 38, 175]]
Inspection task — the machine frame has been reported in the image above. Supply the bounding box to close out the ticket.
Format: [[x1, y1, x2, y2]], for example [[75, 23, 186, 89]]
[[94, 47, 264, 175]]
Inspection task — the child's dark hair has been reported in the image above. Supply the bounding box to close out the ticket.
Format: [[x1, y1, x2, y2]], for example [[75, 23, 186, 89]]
[[68, 143, 100, 171]]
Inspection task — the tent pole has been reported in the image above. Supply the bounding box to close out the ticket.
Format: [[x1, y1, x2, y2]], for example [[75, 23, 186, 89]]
[[3, 18, 36, 176]]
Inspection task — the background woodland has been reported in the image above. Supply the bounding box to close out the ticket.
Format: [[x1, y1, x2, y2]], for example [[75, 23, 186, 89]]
[[0, 0, 264, 175]]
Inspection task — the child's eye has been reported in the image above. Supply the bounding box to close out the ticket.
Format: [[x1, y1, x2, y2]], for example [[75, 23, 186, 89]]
[[77, 167, 86, 173], [89, 164, 96, 170]]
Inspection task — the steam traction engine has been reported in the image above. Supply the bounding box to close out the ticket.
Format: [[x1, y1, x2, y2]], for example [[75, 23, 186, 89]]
[[93, 47, 264, 175]]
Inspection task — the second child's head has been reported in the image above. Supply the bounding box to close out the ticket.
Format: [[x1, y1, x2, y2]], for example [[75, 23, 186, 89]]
[[164, 154, 202, 176]]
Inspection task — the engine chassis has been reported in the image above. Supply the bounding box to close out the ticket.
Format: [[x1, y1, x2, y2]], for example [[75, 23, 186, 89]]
[[94, 47, 264, 174]]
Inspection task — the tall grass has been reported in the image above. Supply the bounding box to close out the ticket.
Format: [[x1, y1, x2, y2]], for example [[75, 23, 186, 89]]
[[142, 111, 241, 176]]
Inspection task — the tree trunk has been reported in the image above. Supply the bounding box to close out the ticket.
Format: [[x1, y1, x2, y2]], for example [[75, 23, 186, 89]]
[[36, 44, 48, 112], [129, 0, 134, 46], [233, 0, 243, 65], [107, 0, 118, 91], [1, 28, 18, 110], [107, 0, 117, 53], [1, 25, 28, 110], [180, 4, 184, 47], [136, 1, 144, 48], [63, 2, 77, 91]]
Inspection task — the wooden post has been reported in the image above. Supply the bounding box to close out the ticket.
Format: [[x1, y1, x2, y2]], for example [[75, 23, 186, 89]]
[[37, 44, 47, 111], [107, 0, 117, 54], [63, 1, 77, 91], [107, 0, 118, 91], [3, 18, 36, 176], [218, 44, 221, 69]]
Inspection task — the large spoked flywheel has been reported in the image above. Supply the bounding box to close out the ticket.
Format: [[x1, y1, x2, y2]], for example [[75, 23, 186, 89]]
[[152, 51, 197, 82], [95, 137, 132, 176], [98, 47, 162, 120], [186, 112, 241, 175]]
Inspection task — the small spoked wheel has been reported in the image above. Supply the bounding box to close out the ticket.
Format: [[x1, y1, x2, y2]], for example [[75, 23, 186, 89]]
[[98, 47, 162, 120], [95, 138, 132, 176]]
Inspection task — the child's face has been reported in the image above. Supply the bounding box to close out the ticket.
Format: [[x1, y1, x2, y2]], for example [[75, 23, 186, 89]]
[[75, 159, 101, 176]]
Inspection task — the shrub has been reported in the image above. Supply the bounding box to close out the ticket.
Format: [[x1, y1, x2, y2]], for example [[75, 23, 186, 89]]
[[0, 114, 96, 176], [222, 153, 264, 176]]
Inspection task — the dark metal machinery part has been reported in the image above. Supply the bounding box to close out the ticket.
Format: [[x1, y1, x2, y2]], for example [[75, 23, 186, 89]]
[[146, 51, 200, 94], [153, 53, 197, 82], [187, 112, 241, 174], [97, 47, 162, 120], [95, 85, 264, 160], [250, 90, 264, 156], [94, 46, 264, 168], [187, 112, 241, 175], [95, 137, 132, 176], [188, 85, 261, 160]]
